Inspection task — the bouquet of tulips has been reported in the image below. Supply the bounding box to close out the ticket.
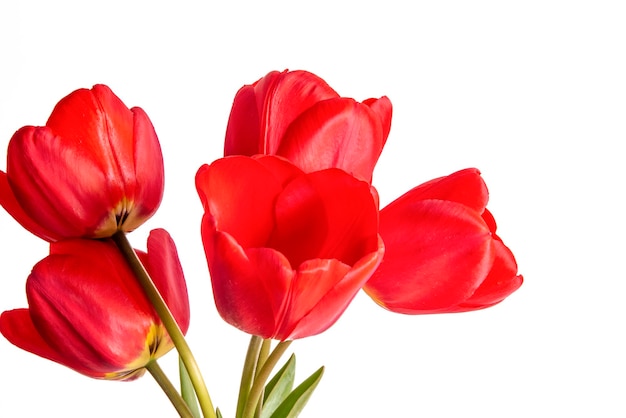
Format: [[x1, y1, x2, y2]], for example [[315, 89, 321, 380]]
[[0, 70, 522, 417]]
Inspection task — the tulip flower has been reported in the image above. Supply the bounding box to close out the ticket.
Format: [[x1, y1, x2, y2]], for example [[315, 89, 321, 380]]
[[0, 84, 164, 242], [196, 155, 384, 340], [0, 229, 189, 381], [224, 69, 392, 183], [363, 168, 523, 314]]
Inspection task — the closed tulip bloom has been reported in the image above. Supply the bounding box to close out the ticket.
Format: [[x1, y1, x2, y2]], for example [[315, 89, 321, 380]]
[[0, 229, 189, 381], [196, 155, 384, 340], [364, 168, 522, 314], [224, 69, 392, 183], [0, 84, 164, 242]]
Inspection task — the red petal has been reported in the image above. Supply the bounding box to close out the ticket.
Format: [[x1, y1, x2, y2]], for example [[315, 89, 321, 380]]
[[363, 96, 393, 146], [0, 171, 61, 241], [224, 84, 264, 156], [392, 168, 489, 213], [0, 309, 92, 374], [142, 229, 190, 333], [454, 239, 523, 311], [262, 70, 339, 154], [46, 86, 133, 204], [277, 98, 384, 182], [225, 71, 284, 156], [276, 258, 352, 339], [126, 106, 164, 230], [365, 199, 494, 313], [46, 85, 133, 160], [7, 125, 104, 237], [252, 154, 304, 189], [205, 230, 293, 338], [196, 156, 298, 249], [278, 236, 385, 340], [269, 168, 379, 268], [482, 208, 498, 233]]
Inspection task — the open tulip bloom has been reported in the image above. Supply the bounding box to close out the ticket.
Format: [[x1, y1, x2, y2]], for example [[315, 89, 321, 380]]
[[0, 73, 522, 418], [195, 155, 384, 341]]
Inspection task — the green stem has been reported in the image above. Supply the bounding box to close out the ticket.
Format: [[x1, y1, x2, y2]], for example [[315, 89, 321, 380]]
[[236, 336, 263, 418], [256, 339, 272, 377], [146, 361, 194, 418], [242, 340, 293, 418], [112, 231, 216, 418], [253, 339, 272, 418]]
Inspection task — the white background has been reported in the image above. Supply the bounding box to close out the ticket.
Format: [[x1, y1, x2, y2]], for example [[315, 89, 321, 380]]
[[1, 1, 624, 417]]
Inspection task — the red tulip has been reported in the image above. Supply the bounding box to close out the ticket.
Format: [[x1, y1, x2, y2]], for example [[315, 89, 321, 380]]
[[363, 168, 522, 314], [0, 84, 164, 242], [196, 155, 384, 340], [224, 69, 392, 183], [0, 229, 189, 380]]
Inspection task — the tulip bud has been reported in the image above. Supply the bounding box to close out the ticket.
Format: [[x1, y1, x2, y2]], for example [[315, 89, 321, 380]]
[[0, 84, 164, 241], [0, 229, 189, 380], [364, 168, 523, 314], [224, 69, 392, 183]]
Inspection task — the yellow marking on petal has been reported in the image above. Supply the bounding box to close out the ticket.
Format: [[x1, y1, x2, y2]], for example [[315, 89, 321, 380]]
[[102, 324, 174, 381]]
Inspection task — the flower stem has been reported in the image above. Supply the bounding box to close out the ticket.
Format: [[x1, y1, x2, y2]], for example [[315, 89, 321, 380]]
[[112, 231, 216, 418], [236, 336, 263, 418], [256, 339, 272, 377], [253, 339, 271, 418], [146, 361, 194, 418], [242, 340, 292, 418]]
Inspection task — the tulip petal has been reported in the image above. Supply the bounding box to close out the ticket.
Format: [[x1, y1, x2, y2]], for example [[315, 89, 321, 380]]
[[0, 309, 79, 372], [277, 258, 351, 339], [252, 154, 305, 189], [365, 199, 495, 313], [126, 106, 164, 229], [482, 207, 498, 233], [262, 70, 339, 154], [142, 229, 190, 334], [277, 98, 385, 183], [206, 230, 293, 338], [269, 168, 379, 268], [393, 168, 489, 213], [0, 171, 61, 241], [454, 239, 523, 311], [46, 85, 133, 161], [7, 126, 105, 237], [224, 70, 284, 156], [363, 96, 393, 146], [46, 85, 133, 208], [224, 85, 265, 156], [279, 236, 385, 340], [196, 156, 291, 249]]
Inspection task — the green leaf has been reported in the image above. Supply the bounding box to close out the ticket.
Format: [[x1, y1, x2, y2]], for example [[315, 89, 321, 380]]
[[179, 356, 202, 418], [216, 407, 223, 418], [268, 366, 324, 418], [261, 354, 296, 418]]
